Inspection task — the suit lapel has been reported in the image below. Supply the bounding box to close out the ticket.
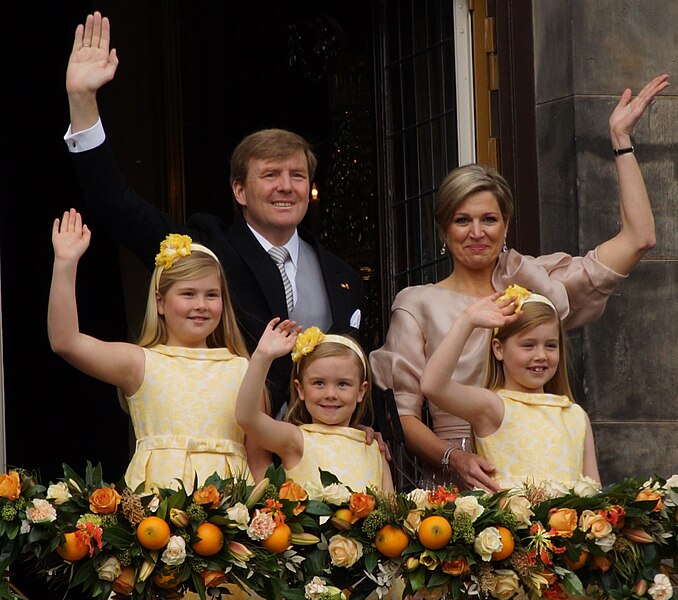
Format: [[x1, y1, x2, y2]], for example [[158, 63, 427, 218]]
[[226, 219, 289, 317]]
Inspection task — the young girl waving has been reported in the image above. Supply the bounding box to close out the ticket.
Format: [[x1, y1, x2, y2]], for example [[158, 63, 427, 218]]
[[235, 320, 393, 493], [48, 209, 269, 491], [420, 285, 600, 489]]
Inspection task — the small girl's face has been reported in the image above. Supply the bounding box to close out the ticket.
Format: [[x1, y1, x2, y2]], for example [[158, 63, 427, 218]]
[[156, 272, 223, 348], [491, 318, 560, 393], [294, 353, 367, 427]]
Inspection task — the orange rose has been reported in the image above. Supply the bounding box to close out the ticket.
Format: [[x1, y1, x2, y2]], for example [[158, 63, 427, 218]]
[[193, 484, 221, 509], [279, 481, 308, 515], [0, 471, 21, 500], [548, 508, 578, 537], [349, 492, 376, 520], [89, 487, 121, 514], [111, 566, 135, 595], [200, 569, 228, 587], [636, 489, 663, 512], [441, 558, 469, 576]]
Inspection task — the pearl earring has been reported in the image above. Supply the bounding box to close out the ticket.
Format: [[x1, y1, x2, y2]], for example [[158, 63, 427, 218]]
[[440, 242, 447, 256]]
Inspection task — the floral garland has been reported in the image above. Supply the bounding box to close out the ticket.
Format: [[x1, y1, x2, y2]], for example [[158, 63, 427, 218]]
[[0, 464, 677, 600]]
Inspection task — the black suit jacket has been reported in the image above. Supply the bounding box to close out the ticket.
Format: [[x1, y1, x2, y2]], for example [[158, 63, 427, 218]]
[[71, 140, 363, 415]]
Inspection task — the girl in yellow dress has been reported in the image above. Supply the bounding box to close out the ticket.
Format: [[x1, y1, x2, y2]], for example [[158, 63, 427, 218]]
[[236, 320, 404, 598], [48, 209, 270, 492], [421, 286, 600, 490]]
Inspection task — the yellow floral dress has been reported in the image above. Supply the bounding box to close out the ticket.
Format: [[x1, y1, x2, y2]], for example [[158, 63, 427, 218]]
[[285, 424, 384, 492], [474, 389, 587, 489], [123, 345, 251, 492]]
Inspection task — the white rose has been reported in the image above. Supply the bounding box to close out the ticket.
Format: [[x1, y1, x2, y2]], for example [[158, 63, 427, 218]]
[[540, 480, 569, 499], [47, 482, 72, 505], [502, 495, 533, 528], [407, 488, 429, 511], [473, 527, 503, 562], [648, 573, 674, 600], [454, 496, 484, 522], [595, 532, 616, 553], [662, 475, 678, 507], [96, 556, 122, 582], [328, 534, 363, 568], [226, 502, 250, 529], [322, 484, 351, 505], [491, 569, 521, 600], [161, 535, 187, 566], [572, 475, 601, 498]]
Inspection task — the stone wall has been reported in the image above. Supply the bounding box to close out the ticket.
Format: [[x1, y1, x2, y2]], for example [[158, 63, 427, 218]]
[[533, 0, 678, 484]]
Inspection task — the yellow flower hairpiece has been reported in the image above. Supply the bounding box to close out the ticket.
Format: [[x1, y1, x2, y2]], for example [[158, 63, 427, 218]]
[[155, 234, 193, 269], [497, 284, 556, 313], [497, 284, 532, 313], [291, 326, 326, 364]]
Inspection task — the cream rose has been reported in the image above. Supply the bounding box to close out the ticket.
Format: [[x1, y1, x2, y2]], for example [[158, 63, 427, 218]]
[[540, 479, 569, 499], [161, 535, 187, 566], [572, 475, 601, 498], [454, 496, 484, 522], [47, 482, 72, 505], [473, 527, 503, 561], [96, 556, 122, 582], [403, 510, 422, 536], [491, 569, 521, 600], [501, 495, 533, 528], [586, 514, 613, 539], [226, 502, 250, 529], [322, 484, 351, 505], [662, 474, 678, 507], [328, 534, 363, 568], [407, 488, 429, 511], [595, 532, 616, 552]]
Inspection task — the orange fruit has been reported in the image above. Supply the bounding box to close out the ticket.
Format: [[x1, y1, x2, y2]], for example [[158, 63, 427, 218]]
[[417, 515, 452, 550], [374, 524, 410, 558], [153, 564, 183, 589], [491, 526, 515, 561], [192, 522, 225, 556], [260, 523, 292, 553], [56, 531, 89, 562], [136, 516, 171, 550], [564, 549, 589, 570], [334, 508, 355, 524]]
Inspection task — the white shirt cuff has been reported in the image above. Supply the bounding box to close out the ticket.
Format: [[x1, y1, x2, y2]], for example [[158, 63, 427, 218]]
[[64, 118, 105, 153]]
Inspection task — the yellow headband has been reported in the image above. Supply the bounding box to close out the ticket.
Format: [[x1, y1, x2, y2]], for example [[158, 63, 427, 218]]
[[291, 327, 367, 377], [497, 284, 556, 313], [153, 234, 221, 291]]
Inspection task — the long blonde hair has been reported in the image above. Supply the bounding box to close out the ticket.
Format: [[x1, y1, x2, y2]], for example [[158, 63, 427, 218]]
[[136, 249, 248, 358], [483, 302, 573, 398], [285, 339, 373, 427]]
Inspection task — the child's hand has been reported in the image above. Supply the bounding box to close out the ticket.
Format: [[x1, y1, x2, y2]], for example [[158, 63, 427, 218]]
[[465, 293, 521, 330], [256, 318, 301, 361], [52, 209, 91, 262]]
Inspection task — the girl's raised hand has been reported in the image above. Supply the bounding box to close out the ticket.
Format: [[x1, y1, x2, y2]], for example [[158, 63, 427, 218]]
[[465, 292, 521, 330], [256, 318, 301, 361], [52, 209, 91, 262]]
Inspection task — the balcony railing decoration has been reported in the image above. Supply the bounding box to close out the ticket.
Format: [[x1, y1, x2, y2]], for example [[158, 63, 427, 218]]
[[0, 463, 676, 600]]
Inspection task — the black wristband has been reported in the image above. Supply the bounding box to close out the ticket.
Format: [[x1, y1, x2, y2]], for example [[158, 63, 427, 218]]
[[613, 146, 635, 157]]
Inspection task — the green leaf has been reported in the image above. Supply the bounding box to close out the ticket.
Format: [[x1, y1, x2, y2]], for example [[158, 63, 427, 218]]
[[319, 469, 340, 487], [426, 569, 451, 588], [304, 500, 333, 516], [102, 525, 135, 547]]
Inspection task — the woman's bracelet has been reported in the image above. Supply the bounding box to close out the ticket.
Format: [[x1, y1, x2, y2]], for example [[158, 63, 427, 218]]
[[613, 146, 634, 157], [441, 437, 469, 471]]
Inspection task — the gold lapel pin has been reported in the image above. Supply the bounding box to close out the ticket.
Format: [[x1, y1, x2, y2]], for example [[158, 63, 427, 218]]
[[340, 282, 350, 290]]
